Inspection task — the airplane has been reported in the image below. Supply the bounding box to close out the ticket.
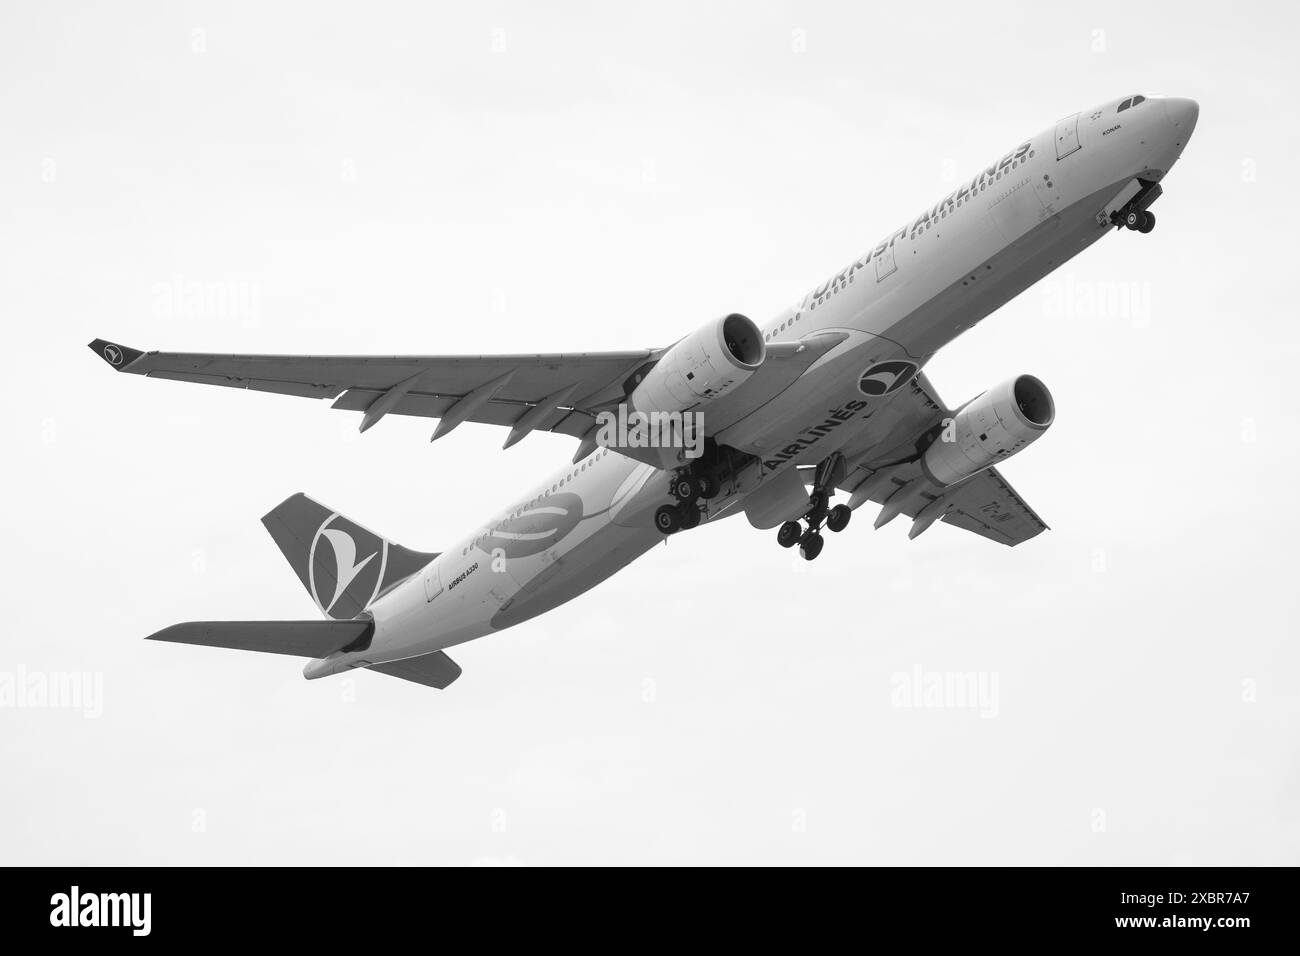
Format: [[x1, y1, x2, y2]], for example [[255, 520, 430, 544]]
[[90, 93, 1198, 690]]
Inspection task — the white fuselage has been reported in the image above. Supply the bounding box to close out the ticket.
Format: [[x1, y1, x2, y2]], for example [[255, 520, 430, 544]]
[[308, 94, 1198, 678]]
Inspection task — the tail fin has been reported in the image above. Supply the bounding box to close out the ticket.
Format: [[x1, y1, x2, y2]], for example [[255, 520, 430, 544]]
[[261, 493, 437, 620]]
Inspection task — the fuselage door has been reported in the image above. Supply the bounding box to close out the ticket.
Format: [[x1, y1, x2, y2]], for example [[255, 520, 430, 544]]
[[423, 563, 443, 602], [875, 244, 898, 281], [1054, 113, 1082, 160]]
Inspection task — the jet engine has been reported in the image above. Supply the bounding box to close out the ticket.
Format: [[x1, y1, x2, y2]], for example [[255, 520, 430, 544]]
[[629, 313, 765, 414], [921, 375, 1054, 486]]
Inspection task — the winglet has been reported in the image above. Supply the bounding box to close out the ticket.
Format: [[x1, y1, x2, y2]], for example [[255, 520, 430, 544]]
[[88, 338, 145, 371]]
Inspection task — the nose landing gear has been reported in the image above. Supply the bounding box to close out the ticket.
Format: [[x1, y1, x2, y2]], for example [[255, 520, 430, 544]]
[[1121, 208, 1156, 233], [1111, 180, 1161, 235]]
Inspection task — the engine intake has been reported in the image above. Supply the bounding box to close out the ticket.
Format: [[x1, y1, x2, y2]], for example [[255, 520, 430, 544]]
[[921, 375, 1054, 486], [630, 313, 765, 414]]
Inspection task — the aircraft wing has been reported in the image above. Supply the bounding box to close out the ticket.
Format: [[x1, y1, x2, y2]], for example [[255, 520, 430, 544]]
[[90, 337, 657, 446], [934, 468, 1048, 545], [852, 465, 1049, 545], [88, 333, 845, 463], [828, 372, 1049, 546]]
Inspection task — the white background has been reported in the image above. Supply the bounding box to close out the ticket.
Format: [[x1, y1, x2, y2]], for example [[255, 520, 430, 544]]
[[2, 1, 1296, 864]]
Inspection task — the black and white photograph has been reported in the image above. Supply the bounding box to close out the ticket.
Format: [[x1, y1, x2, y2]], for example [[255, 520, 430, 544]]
[[2, 0, 1295, 930]]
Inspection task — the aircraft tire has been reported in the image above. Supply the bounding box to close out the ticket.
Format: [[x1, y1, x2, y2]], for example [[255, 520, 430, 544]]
[[655, 504, 682, 534], [799, 531, 824, 561], [826, 504, 852, 533], [672, 475, 702, 502], [777, 521, 802, 548]]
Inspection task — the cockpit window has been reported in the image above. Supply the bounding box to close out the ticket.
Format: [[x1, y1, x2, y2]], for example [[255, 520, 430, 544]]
[[1117, 94, 1146, 113]]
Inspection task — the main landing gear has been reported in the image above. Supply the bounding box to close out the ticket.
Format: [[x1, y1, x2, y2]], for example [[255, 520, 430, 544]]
[[654, 466, 720, 535], [777, 495, 853, 561], [776, 454, 853, 561]]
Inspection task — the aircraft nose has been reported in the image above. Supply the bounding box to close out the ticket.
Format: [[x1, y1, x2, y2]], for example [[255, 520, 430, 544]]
[[1163, 97, 1199, 137]]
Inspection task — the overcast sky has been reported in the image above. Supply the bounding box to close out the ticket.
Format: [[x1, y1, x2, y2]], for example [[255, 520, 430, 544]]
[[3, 0, 1297, 864]]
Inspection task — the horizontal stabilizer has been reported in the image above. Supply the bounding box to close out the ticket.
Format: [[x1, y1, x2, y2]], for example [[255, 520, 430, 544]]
[[368, 651, 462, 689], [146, 620, 374, 657]]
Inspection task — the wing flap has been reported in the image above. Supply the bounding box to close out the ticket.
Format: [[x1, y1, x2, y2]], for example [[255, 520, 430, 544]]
[[329, 387, 595, 437], [147, 369, 345, 398]]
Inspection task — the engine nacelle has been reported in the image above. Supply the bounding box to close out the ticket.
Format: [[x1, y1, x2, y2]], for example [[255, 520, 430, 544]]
[[921, 375, 1054, 486], [630, 313, 765, 413]]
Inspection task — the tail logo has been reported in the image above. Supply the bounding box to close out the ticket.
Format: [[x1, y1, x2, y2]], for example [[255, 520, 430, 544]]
[[103, 344, 123, 366], [308, 514, 389, 618]]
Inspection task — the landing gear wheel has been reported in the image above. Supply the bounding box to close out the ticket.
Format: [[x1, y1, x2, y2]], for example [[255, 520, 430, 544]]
[[697, 474, 720, 500], [655, 504, 682, 534], [678, 503, 702, 530], [798, 531, 824, 561], [672, 475, 702, 502], [777, 520, 802, 548], [826, 504, 852, 533], [1137, 211, 1155, 234], [1123, 209, 1143, 231]]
